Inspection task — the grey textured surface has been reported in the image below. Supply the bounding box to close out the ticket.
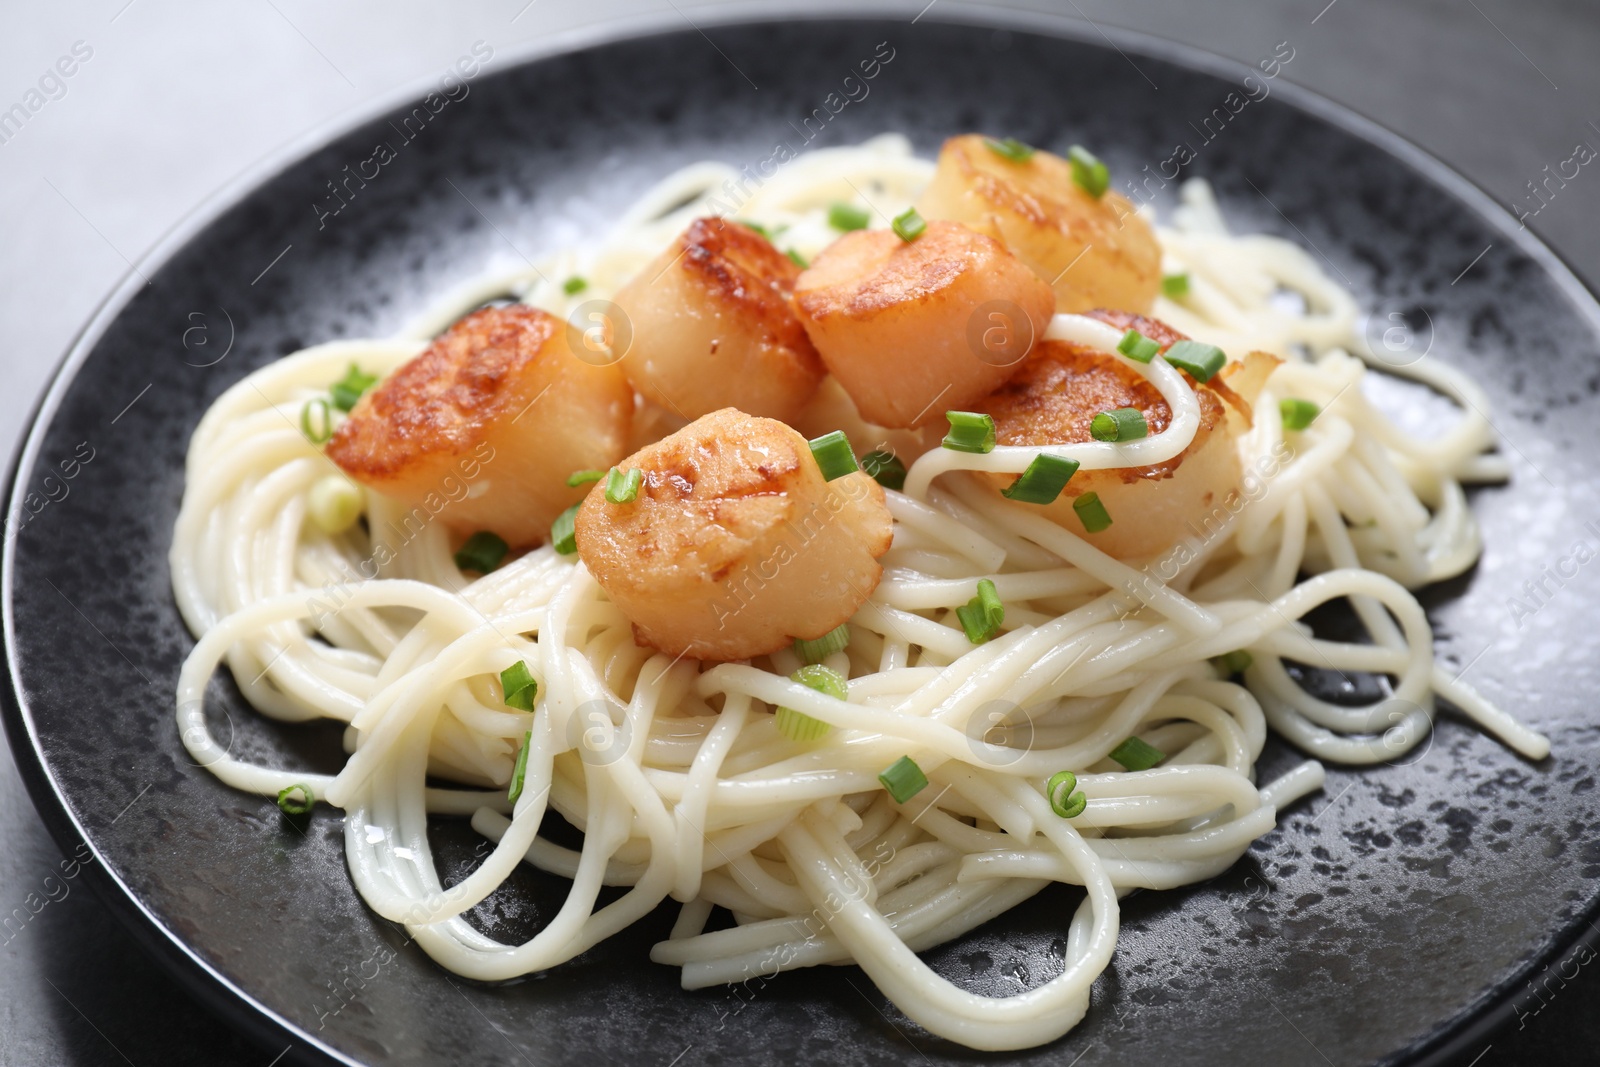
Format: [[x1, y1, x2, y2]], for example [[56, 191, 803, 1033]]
[[2, 3, 1598, 1066]]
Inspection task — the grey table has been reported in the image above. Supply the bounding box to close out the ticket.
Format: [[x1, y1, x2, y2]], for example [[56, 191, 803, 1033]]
[[1, 2, 1595, 1064]]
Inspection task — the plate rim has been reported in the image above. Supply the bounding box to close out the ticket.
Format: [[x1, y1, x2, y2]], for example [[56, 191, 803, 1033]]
[[4, 4, 1598, 1065]]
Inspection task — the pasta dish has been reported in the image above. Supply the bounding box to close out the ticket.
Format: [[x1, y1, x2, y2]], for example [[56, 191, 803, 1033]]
[[170, 133, 1546, 1050]]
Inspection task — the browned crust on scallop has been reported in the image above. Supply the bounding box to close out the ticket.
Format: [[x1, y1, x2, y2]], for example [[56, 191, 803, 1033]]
[[1087, 308, 1252, 425], [580, 408, 890, 587], [677, 218, 821, 373], [577, 407, 891, 660], [794, 221, 1000, 321], [940, 135, 1151, 285], [974, 337, 1226, 483], [327, 305, 556, 480]]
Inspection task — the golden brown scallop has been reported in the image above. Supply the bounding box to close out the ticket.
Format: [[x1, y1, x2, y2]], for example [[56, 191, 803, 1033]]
[[576, 407, 893, 662], [793, 220, 1054, 430], [973, 311, 1273, 560], [327, 305, 632, 549], [612, 218, 825, 424], [915, 134, 1160, 315]]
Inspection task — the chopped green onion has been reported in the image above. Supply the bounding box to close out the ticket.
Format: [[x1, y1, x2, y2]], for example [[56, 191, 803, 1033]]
[[1163, 340, 1228, 383], [792, 663, 848, 701], [1067, 145, 1110, 198], [330, 364, 379, 413], [1000, 453, 1080, 504], [300, 398, 333, 445], [1161, 272, 1191, 299], [1046, 770, 1087, 819], [786, 248, 809, 268], [550, 503, 580, 555], [891, 207, 926, 242], [860, 450, 907, 492], [562, 276, 588, 295], [775, 706, 831, 743], [500, 661, 538, 711], [307, 475, 363, 534], [828, 202, 872, 231], [1090, 407, 1149, 443], [276, 783, 314, 817], [455, 530, 509, 573], [808, 431, 859, 481], [566, 469, 606, 487], [942, 411, 996, 454], [1213, 649, 1254, 676], [983, 136, 1036, 163], [1116, 328, 1161, 364], [604, 467, 644, 504], [794, 623, 850, 664], [737, 219, 773, 239], [955, 578, 1005, 645], [507, 729, 532, 803], [1109, 736, 1166, 771], [878, 755, 929, 804], [1054, 789, 1087, 819], [776, 665, 848, 743], [1072, 492, 1112, 534], [1280, 398, 1321, 431]]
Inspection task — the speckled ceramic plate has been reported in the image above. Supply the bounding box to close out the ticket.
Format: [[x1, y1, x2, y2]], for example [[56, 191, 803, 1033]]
[[6, 6, 1600, 1066]]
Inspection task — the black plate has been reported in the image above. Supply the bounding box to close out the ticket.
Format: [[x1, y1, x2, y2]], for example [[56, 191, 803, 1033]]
[[7, 7, 1600, 1066]]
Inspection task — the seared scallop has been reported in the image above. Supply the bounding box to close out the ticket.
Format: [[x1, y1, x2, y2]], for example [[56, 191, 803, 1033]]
[[974, 312, 1270, 560], [576, 408, 893, 661], [612, 218, 825, 424], [916, 134, 1160, 315], [794, 220, 1054, 429], [326, 305, 632, 548]]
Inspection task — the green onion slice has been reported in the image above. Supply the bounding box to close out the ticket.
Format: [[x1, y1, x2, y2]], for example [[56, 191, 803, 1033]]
[[956, 578, 1005, 645], [792, 663, 848, 701], [828, 202, 872, 231], [604, 467, 644, 504], [891, 207, 926, 242], [455, 530, 509, 573], [983, 136, 1036, 163], [1067, 145, 1110, 198], [507, 729, 533, 803], [1072, 492, 1112, 534], [794, 623, 850, 664], [1046, 770, 1087, 819], [775, 664, 848, 743], [879, 755, 929, 804], [1116, 328, 1161, 364], [551, 503, 580, 555], [1163, 340, 1228, 383], [562, 276, 588, 295], [1213, 649, 1254, 676], [860, 450, 907, 492], [942, 411, 997, 454], [775, 706, 831, 743], [300, 398, 333, 445], [1161, 272, 1191, 299], [1090, 407, 1150, 443], [808, 431, 859, 481], [566, 469, 606, 487], [276, 783, 315, 816], [500, 661, 538, 711], [1280, 398, 1321, 431], [330, 364, 379, 413], [1000, 453, 1080, 504], [1109, 736, 1166, 771], [786, 248, 809, 268]]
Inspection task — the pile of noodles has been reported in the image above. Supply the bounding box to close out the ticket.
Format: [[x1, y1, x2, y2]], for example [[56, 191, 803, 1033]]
[[170, 135, 1545, 1050]]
